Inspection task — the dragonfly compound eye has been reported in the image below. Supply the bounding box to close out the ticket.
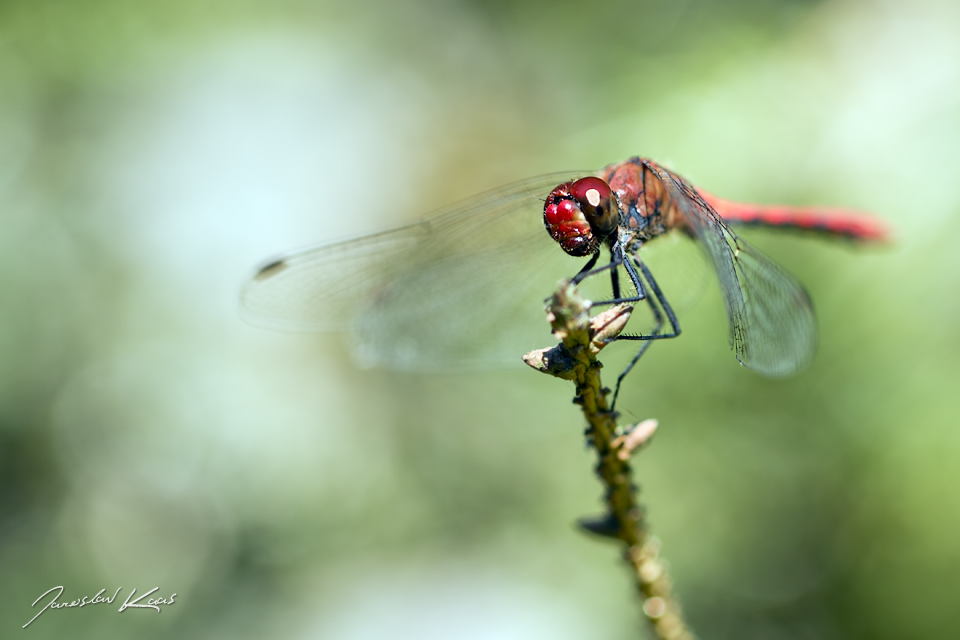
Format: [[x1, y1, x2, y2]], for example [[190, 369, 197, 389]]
[[570, 177, 619, 239], [544, 182, 600, 257], [543, 177, 620, 257]]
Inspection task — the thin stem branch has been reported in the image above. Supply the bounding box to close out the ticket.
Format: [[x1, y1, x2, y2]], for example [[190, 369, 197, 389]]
[[524, 280, 696, 640]]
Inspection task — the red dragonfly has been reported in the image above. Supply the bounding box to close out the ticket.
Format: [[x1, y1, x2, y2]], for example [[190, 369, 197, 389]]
[[242, 157, 887, 403]]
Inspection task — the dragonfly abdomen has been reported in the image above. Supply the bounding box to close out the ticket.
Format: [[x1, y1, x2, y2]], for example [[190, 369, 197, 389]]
[[701, 194, 890, 243]]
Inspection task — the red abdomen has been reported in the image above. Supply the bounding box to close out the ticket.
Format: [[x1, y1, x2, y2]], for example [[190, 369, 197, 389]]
[[701, 192, 891, 243]]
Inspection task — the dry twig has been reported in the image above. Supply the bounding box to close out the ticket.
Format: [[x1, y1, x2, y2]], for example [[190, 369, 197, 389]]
[[524, 280, 696, 640]]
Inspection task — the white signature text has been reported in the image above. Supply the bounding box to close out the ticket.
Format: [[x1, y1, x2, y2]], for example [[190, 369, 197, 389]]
[[23, 586, 176, 628]]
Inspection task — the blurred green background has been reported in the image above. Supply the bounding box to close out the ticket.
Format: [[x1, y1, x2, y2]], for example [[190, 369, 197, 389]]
[[2, 0, 959, 638]]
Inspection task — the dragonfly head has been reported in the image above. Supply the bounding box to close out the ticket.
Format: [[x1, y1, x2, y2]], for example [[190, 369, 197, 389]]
[[543, 177, 620, 257]]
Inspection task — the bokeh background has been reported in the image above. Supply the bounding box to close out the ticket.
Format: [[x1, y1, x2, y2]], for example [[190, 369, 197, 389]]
[[2, 0, 959, 638]]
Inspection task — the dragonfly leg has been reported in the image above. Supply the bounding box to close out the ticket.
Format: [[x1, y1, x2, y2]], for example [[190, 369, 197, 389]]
[[583, 245, 647, 307], [609, 258, 682, 411], [610, 258, 621, 299], [635, 258, 681, 340], [571, 251, 601, 283], [613, 258, 681, 341]]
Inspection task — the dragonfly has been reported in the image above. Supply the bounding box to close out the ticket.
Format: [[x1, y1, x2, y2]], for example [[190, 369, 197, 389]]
[[241, 156, 888, 406]]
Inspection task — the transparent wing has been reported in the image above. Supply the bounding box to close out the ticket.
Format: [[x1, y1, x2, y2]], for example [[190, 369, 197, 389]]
[[241, 172, 588, 370], [636, 229, 709, 319], [655, 166, 817, 376], [241, 223, 430, 331]]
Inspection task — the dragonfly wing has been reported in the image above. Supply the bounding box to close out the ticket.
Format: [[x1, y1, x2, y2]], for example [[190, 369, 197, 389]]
[[241, 223, 431, 331], [656, 167, 817, 376], [241, 172, 587, 370], [355, 223, 585, 370]]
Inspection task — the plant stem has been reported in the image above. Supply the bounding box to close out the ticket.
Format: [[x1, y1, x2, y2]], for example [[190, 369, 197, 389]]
[[523, 281, 696, 640]]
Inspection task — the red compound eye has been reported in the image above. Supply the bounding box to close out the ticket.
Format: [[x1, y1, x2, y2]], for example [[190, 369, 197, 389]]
[[542, 177, 619, 257], [570, 177, 619, 239], [570, 177, 612, 208]]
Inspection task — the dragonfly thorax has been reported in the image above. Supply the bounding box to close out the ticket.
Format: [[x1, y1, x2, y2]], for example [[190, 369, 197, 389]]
[[602, 157, 681, 252]]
